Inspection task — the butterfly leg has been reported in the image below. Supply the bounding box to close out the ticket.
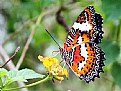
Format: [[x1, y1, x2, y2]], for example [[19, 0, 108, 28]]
[[59, 59, 64, 63], [62, 62, 66, 69]]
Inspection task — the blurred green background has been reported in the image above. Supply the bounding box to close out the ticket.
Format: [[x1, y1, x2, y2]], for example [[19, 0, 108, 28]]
[[0, 0, 121, 91]]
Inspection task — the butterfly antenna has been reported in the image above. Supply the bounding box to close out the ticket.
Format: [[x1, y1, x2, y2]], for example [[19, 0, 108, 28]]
[[45, 29, 61, 48]]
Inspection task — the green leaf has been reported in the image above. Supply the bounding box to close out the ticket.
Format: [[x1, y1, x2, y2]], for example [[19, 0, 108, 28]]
[[101, 0, 121, 21], [8, 70, 27, 82], [8, 68, 45, 83], [0, 68, 8, 77], [111, 62, 121, 88], [99, 40, 120, 65]]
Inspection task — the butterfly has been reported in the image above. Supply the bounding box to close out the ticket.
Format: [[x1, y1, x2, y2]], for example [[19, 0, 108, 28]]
[[59, 6, 105, 83], [46, 6, 105, 83]]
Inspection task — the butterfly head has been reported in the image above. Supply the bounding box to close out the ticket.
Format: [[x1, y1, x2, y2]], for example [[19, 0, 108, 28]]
[[59, 47, 65, 59]]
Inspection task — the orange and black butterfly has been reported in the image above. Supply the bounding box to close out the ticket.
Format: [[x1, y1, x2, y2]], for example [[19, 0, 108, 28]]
[[47, 6, 105, 83]]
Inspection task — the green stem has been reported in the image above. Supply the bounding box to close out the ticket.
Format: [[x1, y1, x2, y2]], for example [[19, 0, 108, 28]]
[[0, 77, 3, 88], [2, 75, 51, 91]]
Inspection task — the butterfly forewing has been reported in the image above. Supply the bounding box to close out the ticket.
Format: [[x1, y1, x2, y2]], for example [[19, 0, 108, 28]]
[[71, 6, 104, 44]]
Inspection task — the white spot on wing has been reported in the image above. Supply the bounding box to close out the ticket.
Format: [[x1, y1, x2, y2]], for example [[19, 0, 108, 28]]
[[81, 44, 88, 61], [78, 43, 88, 71], [78, 61, 86, 71], [77, 36, 83, 44], [72, 21, 92, 32]]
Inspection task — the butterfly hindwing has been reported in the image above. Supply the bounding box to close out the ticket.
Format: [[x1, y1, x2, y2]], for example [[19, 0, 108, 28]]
[[65, 43, 105, 83]]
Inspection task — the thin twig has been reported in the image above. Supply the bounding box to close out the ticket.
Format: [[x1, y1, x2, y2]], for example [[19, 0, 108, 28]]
[[56, 7, 71, 32], [0, 45, 15, 69], [15, 28, 35, 69], [0, 6, 59, 91], [16, 13, 44, 70], [0, 45, 29, 91], [15, 8, 59, 69], [0, 46, 20, 68], [111, 82, 115, 91], [3, 17, 37, 46], [4, 3, 80, 46]]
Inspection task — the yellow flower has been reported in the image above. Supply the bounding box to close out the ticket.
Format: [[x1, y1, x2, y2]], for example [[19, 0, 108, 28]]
[[38, 55, 68, 81]]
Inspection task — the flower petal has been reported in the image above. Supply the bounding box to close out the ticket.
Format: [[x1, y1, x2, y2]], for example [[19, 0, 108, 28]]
[[38, 55, 44, 62], [54, 76, 64, 81], [38, 55, 69, 81], [63, 68, 68, 78]]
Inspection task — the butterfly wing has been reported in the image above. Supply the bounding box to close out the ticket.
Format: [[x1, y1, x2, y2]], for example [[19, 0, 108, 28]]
[[71, 6, 103, 44], [67, 43, 105, 83], [93, 13, 103, 44], [64, 6, 104, 51], [61, 6, 105, 83]]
